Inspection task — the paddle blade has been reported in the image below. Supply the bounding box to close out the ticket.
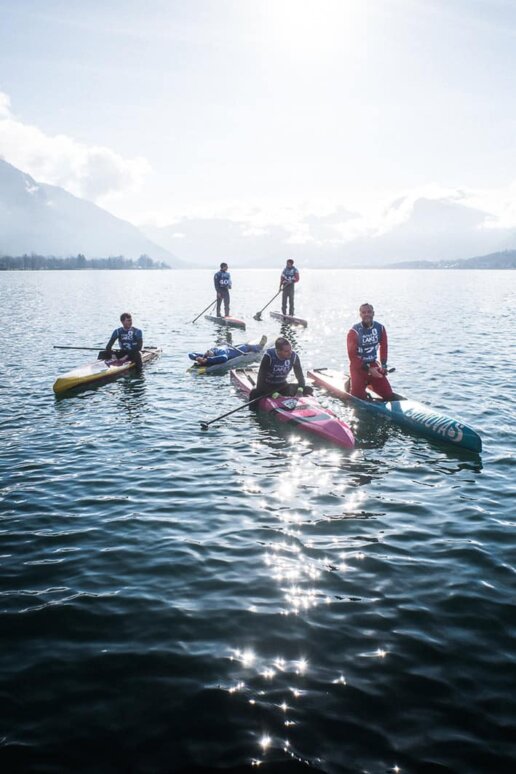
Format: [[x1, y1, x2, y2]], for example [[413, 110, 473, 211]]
[[253, 313, 262, 321], [200, 422, 209, 431]]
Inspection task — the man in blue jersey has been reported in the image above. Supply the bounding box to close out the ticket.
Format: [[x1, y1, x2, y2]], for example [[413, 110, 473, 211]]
[[102, 312, 143, 372], [214, 262, 232, 317], [248, 336, 313, 407], [189, 335, 267, 366], [347, 303, 395, 400], [279, 259, 299, 316]]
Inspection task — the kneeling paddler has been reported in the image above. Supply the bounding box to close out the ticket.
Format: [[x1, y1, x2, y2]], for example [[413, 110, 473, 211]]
[[249, 336, 313, 408]]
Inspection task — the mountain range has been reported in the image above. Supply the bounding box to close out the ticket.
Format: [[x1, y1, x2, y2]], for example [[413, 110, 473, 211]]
[[143, 197, 516, 268], [1, 158, 515, 268], [0, 159, 183, 265]]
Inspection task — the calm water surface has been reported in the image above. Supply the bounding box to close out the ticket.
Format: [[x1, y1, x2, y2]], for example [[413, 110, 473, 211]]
[[0, 269, 515, 773]]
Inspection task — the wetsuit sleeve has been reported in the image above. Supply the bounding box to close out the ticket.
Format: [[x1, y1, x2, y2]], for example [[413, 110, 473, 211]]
[[106, 328, 118, 350], [228, 273, 232, 289], [279, 271, 285, 289], [205, 354, 229, 365], [213, 272, 219, 292], [347, 328, 364, 369], [256, 353, 271, 392], [135, 328, 143, 351], [379, 326, 388, 367], [293, 269, 300, 283], [293, 354, 305, 388]]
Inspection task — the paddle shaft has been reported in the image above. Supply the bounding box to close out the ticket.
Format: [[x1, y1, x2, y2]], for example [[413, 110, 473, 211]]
[[191, 299, 217, 324], [53, 345, 159, 351], [200, 389, 275, 430], [313, 367, 396, 374], [253, 289, 282, 319], [53, 346, 107, 351]]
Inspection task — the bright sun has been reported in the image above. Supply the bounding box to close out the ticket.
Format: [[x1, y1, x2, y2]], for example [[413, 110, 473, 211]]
[[265, 0, 363, 59]]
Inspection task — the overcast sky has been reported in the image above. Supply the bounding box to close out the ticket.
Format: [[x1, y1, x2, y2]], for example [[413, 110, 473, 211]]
[[1, 0, 516, 231]]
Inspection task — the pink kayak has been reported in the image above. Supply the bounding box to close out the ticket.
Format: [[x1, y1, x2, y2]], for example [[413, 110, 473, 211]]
[[230, 368, 354, 449]]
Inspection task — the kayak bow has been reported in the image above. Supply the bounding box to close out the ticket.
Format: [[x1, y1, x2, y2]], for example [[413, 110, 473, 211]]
[[230, 368, 354, 449], [53, 348, 161, 394]]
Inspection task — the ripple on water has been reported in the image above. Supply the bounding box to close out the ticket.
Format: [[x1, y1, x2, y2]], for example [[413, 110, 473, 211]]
[[0, 270, 515, 772]]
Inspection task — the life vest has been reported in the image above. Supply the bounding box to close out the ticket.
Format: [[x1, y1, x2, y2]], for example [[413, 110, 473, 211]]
[[214, 271, 232, 289], [114, 326, 142, 351], [281, 266, 299, 283], [352, 321, 383, 364], [263, 347, 297, 384]]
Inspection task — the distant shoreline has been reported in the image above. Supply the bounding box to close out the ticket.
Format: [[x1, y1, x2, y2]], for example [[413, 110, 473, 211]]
[[1, 265, 515, 271], [0, 254, 170, 271]]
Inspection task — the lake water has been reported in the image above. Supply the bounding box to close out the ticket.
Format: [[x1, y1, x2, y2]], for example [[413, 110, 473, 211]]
[[0, 269, 514, 773]]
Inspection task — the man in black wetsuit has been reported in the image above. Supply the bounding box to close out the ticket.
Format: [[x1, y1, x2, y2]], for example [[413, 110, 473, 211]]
[[249, 336, 312, 407]]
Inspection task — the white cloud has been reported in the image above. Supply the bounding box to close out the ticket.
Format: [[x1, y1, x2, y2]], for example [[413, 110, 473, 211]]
[[0, 91, 150, 201], [0, 92, 11, 118]]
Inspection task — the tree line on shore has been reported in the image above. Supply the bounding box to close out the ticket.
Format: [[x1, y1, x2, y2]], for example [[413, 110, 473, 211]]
[[0, 253, 170, 270]]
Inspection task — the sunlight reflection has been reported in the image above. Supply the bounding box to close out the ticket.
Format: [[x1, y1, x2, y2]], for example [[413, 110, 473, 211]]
[[342, 490, 367, 511], [295, 658, 308, 675], [259, 734, 272, 751], [228, 681, 246, 694], [232, 648, 257, 667], [243, 484, 262, 494]]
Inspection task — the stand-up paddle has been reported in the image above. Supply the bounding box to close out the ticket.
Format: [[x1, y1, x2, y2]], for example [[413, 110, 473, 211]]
[[253, 290, 282, 321], [192, 299, 217, 324]]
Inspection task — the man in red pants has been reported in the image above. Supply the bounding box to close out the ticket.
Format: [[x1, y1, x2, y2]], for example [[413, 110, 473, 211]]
[[347, 303, 395, 400]]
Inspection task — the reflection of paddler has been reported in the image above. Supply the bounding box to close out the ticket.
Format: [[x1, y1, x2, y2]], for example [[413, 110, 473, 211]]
[[189, 336, 266, 367], [347, 303, 395, 400], [249, 336, 313, 408]]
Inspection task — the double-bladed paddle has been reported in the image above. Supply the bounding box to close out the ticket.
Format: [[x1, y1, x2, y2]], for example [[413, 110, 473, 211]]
[[191, 299, 217, 324], [253, 289, 282, 321]]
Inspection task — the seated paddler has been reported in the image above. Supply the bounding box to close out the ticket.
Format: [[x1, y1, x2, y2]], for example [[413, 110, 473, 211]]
[[249, 336, 313, 407], [100, 312, 143, 373], [189, 335, 266, 367]]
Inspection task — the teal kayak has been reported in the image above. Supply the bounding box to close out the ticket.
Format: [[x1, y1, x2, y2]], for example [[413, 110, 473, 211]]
[[308, 368, 482, 453]]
